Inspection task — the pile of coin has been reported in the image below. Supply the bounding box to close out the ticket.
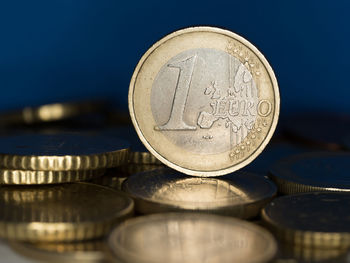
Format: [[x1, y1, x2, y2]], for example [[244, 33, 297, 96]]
[[1, 26, 350, 263]]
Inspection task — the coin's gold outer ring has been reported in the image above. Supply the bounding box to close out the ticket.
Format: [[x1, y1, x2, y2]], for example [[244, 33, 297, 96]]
[[129, 26, 280, 177], [129, 151, 162, 165], [0, 202, 134, 242], [0, 149, 129, 171], [123, 184, 276, 219], [0, 168, 106, 185], [108, 212, 278, 263], [261, 208, 350, 248], [269, 173, 350, 195]]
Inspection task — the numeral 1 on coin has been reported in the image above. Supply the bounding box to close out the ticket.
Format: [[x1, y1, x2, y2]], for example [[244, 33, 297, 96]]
[[157, 55, 197, 130]]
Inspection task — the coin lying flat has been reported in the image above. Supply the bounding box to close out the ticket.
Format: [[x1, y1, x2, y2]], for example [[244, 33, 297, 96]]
[[129, 26, 280, 176], [10, 240, 110, 263], [269, 152, 350, 194], [101, 127, 161, 164], [123, 168, 276, 218], [0, 168, 105, 185], [262, 192, 350, 248], [0, 100, 107, 125], [0, 183, 134, 242], [284, 113, 350, 151], [90, 165, 162, 191], [0, 133, 129, 171], [108, 213, 277, 263]]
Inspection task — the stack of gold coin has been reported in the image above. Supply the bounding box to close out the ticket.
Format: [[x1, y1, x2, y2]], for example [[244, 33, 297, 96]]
[[0, 133, 129, 185], [262, 192, 350, 262]]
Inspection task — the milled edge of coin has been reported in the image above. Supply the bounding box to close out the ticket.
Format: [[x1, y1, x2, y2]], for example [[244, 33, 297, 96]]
[[123, 169, 277, 219], [0, 149, 129, 171], [10, 241, 108, 263], [128, 26, 280, 176], [269, 152, 350, 194], [0, 168, 106, 185], [129, 151, 162, 164], [0, 183, 134, 242], [261, 192, 350, 248], [108, 213, 278, 263]]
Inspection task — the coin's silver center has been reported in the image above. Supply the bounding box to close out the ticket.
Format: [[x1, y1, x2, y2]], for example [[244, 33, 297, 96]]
[[151, 48, 258, 154]]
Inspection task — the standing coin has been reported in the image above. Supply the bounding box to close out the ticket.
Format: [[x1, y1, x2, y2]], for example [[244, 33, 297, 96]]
[[108, 213, 277, 263], [269, 152, 350, 194], [0, 183, 134, 242], [123, 168, 276, 218], [129, 26, 280, 176], [262, 192, 350, 248]]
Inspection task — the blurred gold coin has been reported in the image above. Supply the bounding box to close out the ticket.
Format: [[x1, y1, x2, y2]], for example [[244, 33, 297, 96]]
[[123, 168, 276, 218], [0, 168, 105, 185], [262, 192, 350, 248], [129, 26, 279, 176], [108, 213, 277, 263], [0, 183, 134, 242], [0, 133, 129, 171], [10, 240, 111, 263], [0, 100, 107, 125], [91, 165, 163, 191], [101, 127, 162, 164], [269, 152, 350, 194]]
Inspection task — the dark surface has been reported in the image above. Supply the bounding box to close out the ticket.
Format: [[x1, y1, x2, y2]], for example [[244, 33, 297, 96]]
[[263, 192, 350, 232], [283, 113, 350, 150], [0, 1, 349, 115], [0, 133, 129, 156]]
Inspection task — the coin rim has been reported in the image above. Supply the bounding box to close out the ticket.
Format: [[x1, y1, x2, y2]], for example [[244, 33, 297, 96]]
[[129, 26, 280, 176]]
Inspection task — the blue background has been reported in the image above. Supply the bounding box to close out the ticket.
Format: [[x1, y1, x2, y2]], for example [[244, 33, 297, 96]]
[[0, 1, 349, 114]]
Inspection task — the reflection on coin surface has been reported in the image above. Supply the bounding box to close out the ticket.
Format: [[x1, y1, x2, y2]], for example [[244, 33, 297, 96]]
[[0, 168, 106, 185], [0, 183, 134, 242], [262, 192, 350, 248], [269, 152, 350, 194], [284, 113, 350, 151], [91, 165, 162, 191], [129, 26, 280, 176], [10, 240, 110, 263], [123, 168, 276, 218], [0, 133, 129, 171], [108, 213, 277, 263]]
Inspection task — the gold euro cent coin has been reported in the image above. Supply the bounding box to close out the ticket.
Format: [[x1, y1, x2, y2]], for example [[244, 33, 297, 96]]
[[0, 168, 106, 185], [10, 240, 110, 263], [108, 213, 277, 263], [123, 168, 276, 218], [262, 192, 350, 248], [0, 182, 134, 242], [0, 133, 129, 171], [269, 152, 350, 194], [129, 26, 280, 176]]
